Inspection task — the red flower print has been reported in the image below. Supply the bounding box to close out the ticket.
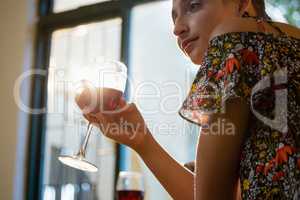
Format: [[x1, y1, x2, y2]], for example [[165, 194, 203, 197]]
[[225, 53, 240, 74], [192, 98, 205, 108], [192, 99, 199, 107], [208, 70, 214, 78], [297, 158, 300, 170], [256, 164, 265, 174], [264, 159, 275, 176], [216, 69, 225, 80], [275, 144, 295, 165], [239, 47, 259, 65], [263, 144, 296, 176], [272, 171, 285, 182], [197, 98, 205, 105]]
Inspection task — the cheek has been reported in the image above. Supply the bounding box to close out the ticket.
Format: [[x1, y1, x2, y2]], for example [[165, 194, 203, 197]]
[[188, 21, 212, 64], [190, 38, 209, 65], [190, 17, 212, 42], [189, 8, 223, 64], [191, 6, 222, 37]]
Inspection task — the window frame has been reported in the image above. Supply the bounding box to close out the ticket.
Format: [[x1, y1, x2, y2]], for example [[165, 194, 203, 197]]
[[26, 0, 165, 199]]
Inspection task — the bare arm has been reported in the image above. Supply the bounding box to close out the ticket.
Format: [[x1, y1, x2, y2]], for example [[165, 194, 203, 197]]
[[136, 131, 194, 200], [138, 96, 248, 200], [195, 98, 250, 200], [79, 95, 195, 200]]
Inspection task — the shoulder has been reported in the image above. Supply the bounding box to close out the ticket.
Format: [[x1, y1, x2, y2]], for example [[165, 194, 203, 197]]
[[273, 21, 300, 39], [209, 17, 300, 42]]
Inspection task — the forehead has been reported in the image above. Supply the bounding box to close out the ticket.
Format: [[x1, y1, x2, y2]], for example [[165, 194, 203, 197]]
[[172, 0, 185, 9], [172, 0, 185, 16]]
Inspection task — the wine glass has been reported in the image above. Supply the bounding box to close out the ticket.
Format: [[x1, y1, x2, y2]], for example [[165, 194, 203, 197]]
[[58, 60, 128, 172], [116, 171, 145, 200]]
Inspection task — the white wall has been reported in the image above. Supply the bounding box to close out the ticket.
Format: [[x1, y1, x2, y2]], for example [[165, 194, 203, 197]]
[[0, 0, 36, 199]]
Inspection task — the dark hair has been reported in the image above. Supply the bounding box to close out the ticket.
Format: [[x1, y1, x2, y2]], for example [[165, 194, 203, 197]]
[[252, 0, 271, 20], [224, 0, 272, 20]]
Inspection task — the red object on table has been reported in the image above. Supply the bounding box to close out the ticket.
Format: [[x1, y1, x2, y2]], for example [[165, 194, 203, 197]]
[[117, 190, 144, 200]]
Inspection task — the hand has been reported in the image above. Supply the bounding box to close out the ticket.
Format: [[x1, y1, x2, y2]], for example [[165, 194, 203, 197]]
[[75, 83, 124, 114], [76, 92, 150, 152]]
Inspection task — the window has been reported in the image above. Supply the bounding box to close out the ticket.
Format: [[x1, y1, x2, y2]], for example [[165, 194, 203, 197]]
[[54, 0, 111, 13], [28, 1, 299, 200], [128, 2, 198, 199], [266, 0, 300, 27], [27, 1, 164, 200], [43, 19, 121, 200]]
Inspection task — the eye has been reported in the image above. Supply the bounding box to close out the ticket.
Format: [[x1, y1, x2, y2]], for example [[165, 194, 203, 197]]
[[188, 1, 201, 12]]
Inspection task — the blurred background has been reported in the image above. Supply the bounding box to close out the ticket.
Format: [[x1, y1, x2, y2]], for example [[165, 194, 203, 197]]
[[0, 0, 299, 200]]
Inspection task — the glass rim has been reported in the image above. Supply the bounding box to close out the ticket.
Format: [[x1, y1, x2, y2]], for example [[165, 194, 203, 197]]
[[116, 171, 144, 191], [118, 171, 143, 178]]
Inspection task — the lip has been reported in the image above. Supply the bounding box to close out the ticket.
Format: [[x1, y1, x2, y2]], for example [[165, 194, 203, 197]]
[[181, 37, 199, 52], [184, 42, 196, 54]]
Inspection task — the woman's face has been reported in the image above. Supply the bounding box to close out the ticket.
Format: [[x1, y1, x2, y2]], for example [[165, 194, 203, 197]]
[[172, 0, 238, 64]]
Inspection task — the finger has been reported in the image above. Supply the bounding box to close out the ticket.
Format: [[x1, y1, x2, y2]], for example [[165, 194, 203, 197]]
[[105, 102, 137, 123], [83, 113, 93, 123], [83, 113, 98, 123], [92, 112, 106, 123], [83, 113, 107, 134], [91, 113, 111, 130]]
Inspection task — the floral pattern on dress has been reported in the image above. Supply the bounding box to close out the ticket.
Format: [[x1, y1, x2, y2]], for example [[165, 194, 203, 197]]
[[178, 31, 300, 199]]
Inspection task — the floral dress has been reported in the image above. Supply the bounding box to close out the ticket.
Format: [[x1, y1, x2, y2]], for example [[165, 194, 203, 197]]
[[178, 26, 300, 199]]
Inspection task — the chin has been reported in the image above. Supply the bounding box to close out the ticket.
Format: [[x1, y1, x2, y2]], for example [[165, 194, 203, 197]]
[[189, 47, 205, 65], [190, 53, 203, 65]]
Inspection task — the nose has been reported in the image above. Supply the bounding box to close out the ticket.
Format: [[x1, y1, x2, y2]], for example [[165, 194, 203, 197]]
[[173, 17, 189, 36]]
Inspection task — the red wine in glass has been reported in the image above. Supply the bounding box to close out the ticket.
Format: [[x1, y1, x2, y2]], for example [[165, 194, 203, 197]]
[[58, 60, 127, 172], [117, 190, 144, 200], [117, 171, 144, 200]]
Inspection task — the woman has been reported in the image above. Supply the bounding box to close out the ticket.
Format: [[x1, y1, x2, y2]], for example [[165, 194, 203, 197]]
[[77, 0, 300, 199]]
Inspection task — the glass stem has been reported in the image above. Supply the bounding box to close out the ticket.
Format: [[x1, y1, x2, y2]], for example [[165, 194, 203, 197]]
[[78, 122, 93, 158]]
